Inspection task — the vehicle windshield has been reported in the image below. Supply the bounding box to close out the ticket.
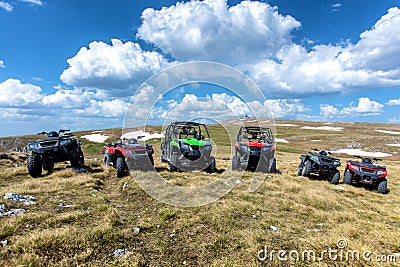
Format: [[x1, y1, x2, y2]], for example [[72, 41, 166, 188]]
[[238, 127, 273, 143], [176, 124, 210, 142]]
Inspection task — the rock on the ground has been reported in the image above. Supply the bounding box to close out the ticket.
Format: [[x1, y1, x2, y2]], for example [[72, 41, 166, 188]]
[[270, 226, 279, 232], [332, 186, 346, 192], [112, 248, 126, 257]]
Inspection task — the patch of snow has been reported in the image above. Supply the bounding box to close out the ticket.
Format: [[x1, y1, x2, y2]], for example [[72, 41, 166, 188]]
[[275, 123, 297, 127], [275, 138, 289, 143], [81, 134, 109, 143], [332, 148, 392, 158], [121, 130, 164, 141], [0, 207, 26, 216], [4, 193, 36, 205], [91, 130, 104, 133], [375, 130, 400, 135], [301, 126, 343, 131], [311, 140, 322, 142], [387, 144, 400, 147]]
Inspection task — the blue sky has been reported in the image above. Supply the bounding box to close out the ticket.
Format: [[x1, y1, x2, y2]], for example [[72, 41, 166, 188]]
[[0, 0, 399, 136]]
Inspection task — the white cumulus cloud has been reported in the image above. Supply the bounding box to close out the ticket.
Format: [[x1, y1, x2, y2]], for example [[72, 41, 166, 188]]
[[243, 32, 400, 97], [42, 88, 102, 108], [0, 1, 13, 12], [19, 0, 43, 6], [0, 78, 42, 106], [60, 39, 170, 96], [0, 60, 4, 68], [144, 93, 308, 125], [320, 97, 384, 118], [341, 97, 384, 114], [79, 99, 127, 118], [137, 0, 300, 65], [263, 99, 309, 118], [137, 1, 400, 98], [386, 98, 400, 105], [341, 7, 400, 72]]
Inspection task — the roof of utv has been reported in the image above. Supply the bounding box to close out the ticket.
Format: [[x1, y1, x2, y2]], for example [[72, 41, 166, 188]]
[[241, 126, 272, 132], [171, 121, 205, 128]]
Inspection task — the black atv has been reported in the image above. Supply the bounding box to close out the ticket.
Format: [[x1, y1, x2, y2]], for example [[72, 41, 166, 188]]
[[232, 126, 276, 173], [160, 121, 216, 173], [344, 156, 388, 194], [26, 130, 84, 178], [297, 148, 341, 184]]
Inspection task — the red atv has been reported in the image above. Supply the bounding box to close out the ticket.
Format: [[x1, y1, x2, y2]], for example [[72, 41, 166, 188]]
[[232, 126, 276, 173], [104, 137, 154, 178], [344, 156, 388, 194]]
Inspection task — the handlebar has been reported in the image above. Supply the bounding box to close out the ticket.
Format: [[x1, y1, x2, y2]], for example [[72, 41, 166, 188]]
[[355, 155, 382, 162]]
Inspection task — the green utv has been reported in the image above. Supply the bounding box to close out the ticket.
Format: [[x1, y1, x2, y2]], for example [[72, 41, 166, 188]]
[[161, 122, 216, 173]]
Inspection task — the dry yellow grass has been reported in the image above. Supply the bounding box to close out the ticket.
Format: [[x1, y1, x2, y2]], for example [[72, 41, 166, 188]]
[[0, 120, 399, 266]]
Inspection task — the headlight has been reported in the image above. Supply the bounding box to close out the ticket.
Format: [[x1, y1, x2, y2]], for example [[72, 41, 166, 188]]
[[204, 144, 212, 151], [377, 170, 387, 176], [28, 143, 38, 149], [180, 143, 190, 152], [350, 165, 360, 172], [333, 161, 340, 166], [262, 145, 273, 151], [60, 139, 72, 146]]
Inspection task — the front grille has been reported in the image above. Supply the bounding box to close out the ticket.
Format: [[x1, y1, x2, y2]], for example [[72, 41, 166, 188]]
[[40, 141, 57, 147], [250, 147, 261, 152], [361, 168, 375, 173], [320, 158, 332, 163], [191, 145, 200, 151]]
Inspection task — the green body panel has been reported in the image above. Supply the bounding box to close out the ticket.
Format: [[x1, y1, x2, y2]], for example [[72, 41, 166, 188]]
[[170, 140, 179, 148], [170, 138, 207, 148], [180, 138, 207, 146]]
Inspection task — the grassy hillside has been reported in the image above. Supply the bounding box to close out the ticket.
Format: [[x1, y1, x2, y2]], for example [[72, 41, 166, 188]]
[[0, 120, 399, 266]]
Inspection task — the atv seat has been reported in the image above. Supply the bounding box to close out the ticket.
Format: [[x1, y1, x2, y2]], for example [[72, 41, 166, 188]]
[[319, 151, 328, 156], [362, 158, 372, 164], [48, 131, 59, 138]]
